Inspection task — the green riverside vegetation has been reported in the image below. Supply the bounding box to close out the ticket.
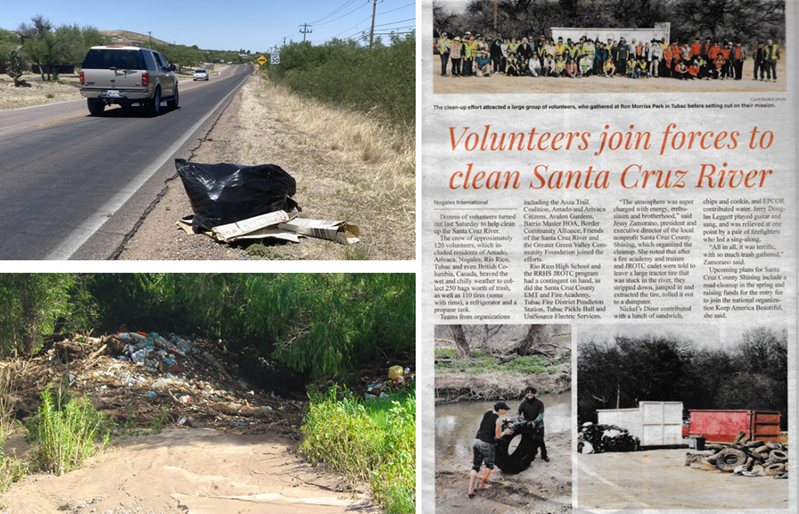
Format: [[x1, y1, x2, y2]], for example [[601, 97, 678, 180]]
[[0, 273, 416, 505], [300, 386, 415, 514], [435, 349, 567, 376]]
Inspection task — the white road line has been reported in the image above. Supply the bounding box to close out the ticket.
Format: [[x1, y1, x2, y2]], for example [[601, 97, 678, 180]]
[[46, 75, 249, 260]]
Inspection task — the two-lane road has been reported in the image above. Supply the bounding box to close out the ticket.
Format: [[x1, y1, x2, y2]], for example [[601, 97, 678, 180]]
[[0, 63, 253, 260]]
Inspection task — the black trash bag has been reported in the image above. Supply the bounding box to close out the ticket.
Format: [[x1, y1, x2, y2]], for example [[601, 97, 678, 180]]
[[175, 158, 300, 232]]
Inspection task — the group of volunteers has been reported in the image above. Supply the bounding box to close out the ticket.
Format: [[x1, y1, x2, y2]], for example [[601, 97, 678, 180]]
[[437, 32, 781, 82]]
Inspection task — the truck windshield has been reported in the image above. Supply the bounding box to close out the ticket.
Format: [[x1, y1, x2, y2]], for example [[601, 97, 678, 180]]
[[82, 49, 145, 70]]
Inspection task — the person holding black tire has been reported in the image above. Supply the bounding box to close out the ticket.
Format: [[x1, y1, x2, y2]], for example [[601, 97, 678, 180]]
[[518, 386, 549, 462], [468, 401, 513, 497]]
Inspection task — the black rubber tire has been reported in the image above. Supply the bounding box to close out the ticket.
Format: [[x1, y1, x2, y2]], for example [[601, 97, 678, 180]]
[[754, 445, 771, 455], [733, 431, 746, 444], [769, 450, 788, 463], [745, 440, 765, 448], [706, 453, 719, 464], [495, 433, 538, 475], [87, 99, 105, 115], [148, 88, 161, 116], [716, 448, 747, 472], [167, 85, 179, 109], [708, 443, 726, 451]]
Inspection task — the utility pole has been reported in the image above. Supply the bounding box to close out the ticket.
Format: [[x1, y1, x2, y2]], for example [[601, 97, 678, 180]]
[[283, 36, 287, 46], [148, 31, 152, 49], [299, 23, 312, 42], [368, 0, 384, 48]]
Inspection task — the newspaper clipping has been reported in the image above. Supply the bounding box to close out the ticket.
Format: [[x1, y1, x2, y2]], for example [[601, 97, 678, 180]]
[[421, 0, 796, 512]]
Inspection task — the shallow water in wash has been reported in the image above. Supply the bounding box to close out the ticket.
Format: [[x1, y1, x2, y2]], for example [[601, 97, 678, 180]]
[[435, 392, 571, 469]]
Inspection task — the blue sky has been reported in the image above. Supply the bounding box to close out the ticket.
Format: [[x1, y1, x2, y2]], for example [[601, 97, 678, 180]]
[[1, 0, 416, 52]]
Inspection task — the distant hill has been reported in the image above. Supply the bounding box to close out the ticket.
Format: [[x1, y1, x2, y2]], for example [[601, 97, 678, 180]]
[[99, 30, 173, 47]]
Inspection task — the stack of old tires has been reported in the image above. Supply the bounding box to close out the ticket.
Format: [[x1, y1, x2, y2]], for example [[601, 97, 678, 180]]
[[686, 431, 788, 478], [577, 422, 640, 454]]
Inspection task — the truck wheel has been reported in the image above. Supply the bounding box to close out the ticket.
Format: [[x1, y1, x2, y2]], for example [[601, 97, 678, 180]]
[[148, 88, 161, 116], [167, 85, 179, 109], [87, 99, 105, 115]]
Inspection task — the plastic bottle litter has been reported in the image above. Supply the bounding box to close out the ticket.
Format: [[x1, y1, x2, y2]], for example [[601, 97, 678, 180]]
[[147, 391, 157, 398], [177, 417, 187, 426], [131, 349, 148, 363], [404, 367, 411, 375], [152, 378, 170, 388], [397, 376, 405, 384], [179, 395, 192, 403], [232, 421, 248, 426], [365, 393, 377, 400]]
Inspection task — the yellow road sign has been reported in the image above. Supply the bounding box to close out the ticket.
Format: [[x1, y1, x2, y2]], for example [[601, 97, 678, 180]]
[[257, 55, 267, 65]]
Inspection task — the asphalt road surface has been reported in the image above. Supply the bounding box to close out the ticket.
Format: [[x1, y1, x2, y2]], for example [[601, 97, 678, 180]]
[[0, 63, 253, 260]]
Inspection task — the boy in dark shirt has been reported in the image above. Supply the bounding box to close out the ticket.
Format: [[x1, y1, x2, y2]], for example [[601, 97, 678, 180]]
[[518, 386, 549, 462], [469, 401, 513, 497]]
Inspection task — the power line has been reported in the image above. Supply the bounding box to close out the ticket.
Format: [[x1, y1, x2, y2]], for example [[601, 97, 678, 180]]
[[372, 17, 415, 28], [311, 0, 359, 25], [314, 2, 369, 27], [379, 2, 415, 16], [330, 15, 373, 39]]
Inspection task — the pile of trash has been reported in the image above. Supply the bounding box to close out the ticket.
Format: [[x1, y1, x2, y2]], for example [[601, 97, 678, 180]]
[[11, 330, 308, 435], [363, 365, 414, 400], [685, 431, 789, 479], [9, 332, 415, 438], [578, 422, 640, 454]]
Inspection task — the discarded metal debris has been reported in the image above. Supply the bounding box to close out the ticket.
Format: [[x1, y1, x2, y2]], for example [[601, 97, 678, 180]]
[[578, 422, 640, 454]]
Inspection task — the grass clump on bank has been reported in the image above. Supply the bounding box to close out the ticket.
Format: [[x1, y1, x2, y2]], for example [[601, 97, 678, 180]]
[[25, 384, 112, 476], [300, 386, 415, 514]]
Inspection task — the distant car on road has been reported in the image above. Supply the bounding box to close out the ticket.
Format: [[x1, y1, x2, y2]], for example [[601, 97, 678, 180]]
[[79, 46, 179, 116], [193, 68, 209, 81]]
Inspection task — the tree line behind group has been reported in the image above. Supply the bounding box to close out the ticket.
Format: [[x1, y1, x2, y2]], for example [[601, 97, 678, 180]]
[[434, 0, 785, 48], [0, 274, 415, 390], [577, 327, 788, 429]]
